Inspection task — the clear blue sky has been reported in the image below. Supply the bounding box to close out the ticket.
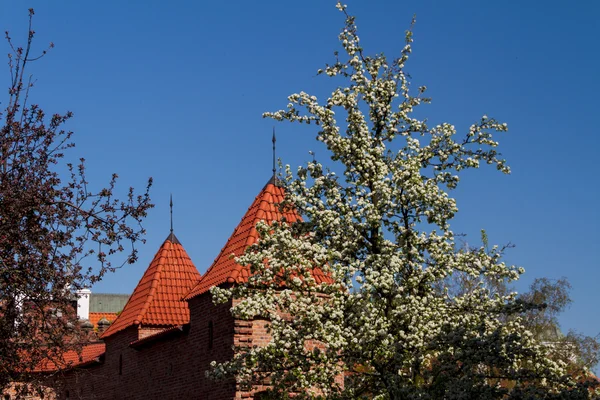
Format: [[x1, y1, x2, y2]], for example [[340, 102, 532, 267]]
[[2, 1, 599, 342]]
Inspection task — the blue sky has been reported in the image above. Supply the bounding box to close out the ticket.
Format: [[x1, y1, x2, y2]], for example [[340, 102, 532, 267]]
[[2, 1, 599, 342]]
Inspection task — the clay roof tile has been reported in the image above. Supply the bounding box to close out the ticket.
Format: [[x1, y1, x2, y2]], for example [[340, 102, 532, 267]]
[[34, 342, 106, 372], [101, 233, 201, 338], [185, 179, 330, 300]]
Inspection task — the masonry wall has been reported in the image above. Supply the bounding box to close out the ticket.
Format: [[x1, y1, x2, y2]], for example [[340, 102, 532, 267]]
[[231, 318, 274, 399], [39, 290, 346, 400], [55, 294, 237, 400]]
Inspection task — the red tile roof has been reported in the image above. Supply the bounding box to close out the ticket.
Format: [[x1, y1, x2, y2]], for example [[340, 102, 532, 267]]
[[34, 342, 105, 372], [186, 179, 331, 300], [89, 312, 118, 329], [101, 233, 201, 338]]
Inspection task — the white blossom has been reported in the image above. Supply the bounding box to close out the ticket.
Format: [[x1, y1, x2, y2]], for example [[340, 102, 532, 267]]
[[209, 2, 593, 399]]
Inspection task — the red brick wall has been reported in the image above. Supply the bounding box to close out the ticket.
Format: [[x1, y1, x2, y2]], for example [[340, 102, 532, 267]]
[[137, 327, 166, 340], [54, 294, 237, 400], [36, 291, 344, 400], [232, 315, 343, 399], [230, 315, 275, 399]]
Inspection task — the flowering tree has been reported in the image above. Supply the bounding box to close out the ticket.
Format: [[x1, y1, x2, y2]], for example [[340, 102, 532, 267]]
[[0, 10, 152, 394], [518, 278, 599, 376], [212, 3, 597, 399], [448, 266, 600, 381]]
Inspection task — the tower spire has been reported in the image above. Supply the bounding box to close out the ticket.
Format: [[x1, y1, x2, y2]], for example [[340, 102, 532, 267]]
[[272, 127, 276, 180], [170, 194, 173, 234], [165, 194, 180, 244]]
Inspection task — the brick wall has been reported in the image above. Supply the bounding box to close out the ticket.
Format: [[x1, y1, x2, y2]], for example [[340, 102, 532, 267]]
[[5, 287, 351, 400], [54, 294, 237, 400], [13, 291, 340, 400], [230, 310, 286, 399]]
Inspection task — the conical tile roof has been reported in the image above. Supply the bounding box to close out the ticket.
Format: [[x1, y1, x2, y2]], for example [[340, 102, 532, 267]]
[[186, 178, 331, 300], [101, 233, 201, 338]]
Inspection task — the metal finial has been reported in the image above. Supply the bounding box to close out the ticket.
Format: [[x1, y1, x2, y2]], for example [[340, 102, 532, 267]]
[[272, 127, 276, 179], [169, 194, 173, 234]]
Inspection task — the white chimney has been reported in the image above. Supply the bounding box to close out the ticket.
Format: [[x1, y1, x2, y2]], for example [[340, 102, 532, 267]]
[[76, 289, 91, 320]]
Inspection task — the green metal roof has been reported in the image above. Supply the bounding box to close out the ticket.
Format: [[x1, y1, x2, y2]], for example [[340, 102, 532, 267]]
[[90, 293, 130, 313]]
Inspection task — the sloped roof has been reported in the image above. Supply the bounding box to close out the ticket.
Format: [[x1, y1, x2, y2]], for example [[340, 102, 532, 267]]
[[34, 342, 105, 372], [89, 312, 118, 329], [186, 178, 325, 300], [101, 233, 201, 338]]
